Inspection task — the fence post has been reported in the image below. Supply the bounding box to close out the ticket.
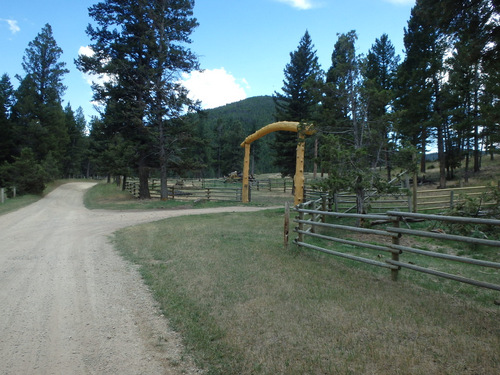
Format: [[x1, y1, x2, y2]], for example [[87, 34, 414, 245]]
[[207, 188, 211, 201], [284, 202, 290, 250], [13, 186, 16, 198], [268, 178, 272, 191], [284, 179, 287, 193], [310, 207, 315, 234], [450, 190, 454, 209], [390, 215, 401, 281], [321, 195, 327, 223], [297, 204, 304, 243], [334, 193, 339, 212], [1, 188, 4, 204]]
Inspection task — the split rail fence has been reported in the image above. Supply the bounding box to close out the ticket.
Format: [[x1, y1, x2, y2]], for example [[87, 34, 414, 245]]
[[304, 184, 496, 214], [124, 179, 242, 202], [291, 196, 500, 293]]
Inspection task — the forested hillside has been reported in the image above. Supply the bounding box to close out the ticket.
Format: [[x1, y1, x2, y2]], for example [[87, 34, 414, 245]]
[[1, 1, 498, 200], [187, 96, 279, 178]]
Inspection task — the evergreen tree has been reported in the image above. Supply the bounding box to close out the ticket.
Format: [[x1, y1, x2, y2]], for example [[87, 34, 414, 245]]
[[63, 104, 88, 177], [318, 31, 375, 216], [0, 74, 15, 164], [395, 3, 447, 187], [77, 0, 199, 199], [272, 30, 322, 177], [362, 34, 399, 179], [10, 24, 69, 179], [324, 31, 361, 144]]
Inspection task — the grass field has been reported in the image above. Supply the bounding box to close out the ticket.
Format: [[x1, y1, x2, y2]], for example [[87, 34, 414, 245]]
[[112, 207, 499, 374], [1, 169, 498, 373]]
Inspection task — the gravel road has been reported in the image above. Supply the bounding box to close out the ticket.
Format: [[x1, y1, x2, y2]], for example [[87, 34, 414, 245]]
[[0, 182, 273, 374]]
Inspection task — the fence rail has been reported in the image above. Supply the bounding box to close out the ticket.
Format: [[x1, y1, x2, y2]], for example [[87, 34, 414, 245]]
[[291, 199, 500, 294], [304, 184, 496, 213], [124, 179, 242, 202]]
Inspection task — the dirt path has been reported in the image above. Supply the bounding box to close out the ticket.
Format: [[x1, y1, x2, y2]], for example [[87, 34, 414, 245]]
[[0, 182, 275, 374]]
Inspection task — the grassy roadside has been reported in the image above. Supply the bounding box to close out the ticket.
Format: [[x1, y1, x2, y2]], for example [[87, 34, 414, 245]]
[[114, 210, 499, 375], [83, 181, 290, 210]]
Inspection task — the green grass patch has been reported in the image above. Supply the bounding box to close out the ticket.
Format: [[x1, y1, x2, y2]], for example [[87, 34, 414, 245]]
[[83, 182, 289, 210], [114, 210, 500, 375]]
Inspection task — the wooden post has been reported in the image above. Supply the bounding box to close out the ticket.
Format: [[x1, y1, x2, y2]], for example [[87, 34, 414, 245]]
[[321, 195, 327, 223], [242, 143, 251, 203], [391, 217, 400, 281], [284, 202, 290, 250], [1, 188, 4, 204], [294, 136, 306, 205], [13, 187, 16, 198], [412, 171, 418, 213], [297, 205, 304, 243], [450, 190, 454, 209]]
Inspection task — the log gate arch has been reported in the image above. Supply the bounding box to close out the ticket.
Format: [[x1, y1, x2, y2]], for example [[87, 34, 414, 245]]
[[240, 121, 315, 205]]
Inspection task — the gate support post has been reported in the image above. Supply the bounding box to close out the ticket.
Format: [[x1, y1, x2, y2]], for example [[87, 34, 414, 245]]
[[242, 143, 251, 203], [294, 135, 306, 206]]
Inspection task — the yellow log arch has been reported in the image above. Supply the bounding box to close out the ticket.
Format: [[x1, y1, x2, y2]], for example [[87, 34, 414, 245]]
[[240, 121, 315, 205]]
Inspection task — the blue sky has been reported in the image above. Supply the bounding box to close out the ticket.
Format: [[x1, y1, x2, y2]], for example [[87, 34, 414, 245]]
[[1, 0, 415, 121]]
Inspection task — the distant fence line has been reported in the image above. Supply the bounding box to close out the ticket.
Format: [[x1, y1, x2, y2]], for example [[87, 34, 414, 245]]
[[122, 177, 298, 202], [304, 184, 497, 214], [124, 179, 242, 202], [289, 197, 500, 294]]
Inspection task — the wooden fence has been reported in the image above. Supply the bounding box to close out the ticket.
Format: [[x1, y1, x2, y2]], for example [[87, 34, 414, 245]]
[[416, 185, 494, 211], [124, 179, 242, 202], [290, 197, 500, 293], [304, 184, 496, 214], [251, 178, 294, 192]]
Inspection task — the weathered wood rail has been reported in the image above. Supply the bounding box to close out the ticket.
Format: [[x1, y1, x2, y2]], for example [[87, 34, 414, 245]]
[[291, 197, 500, 293], [304, 185, 496, 213], [124, 179, 242, 202]]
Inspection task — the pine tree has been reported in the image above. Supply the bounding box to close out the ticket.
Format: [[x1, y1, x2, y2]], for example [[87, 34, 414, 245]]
[[77, 0, 199, 199], [319, 31, 373, 216], [272, 30, 322, 177], [0, 74, 15, 164], [11, 24, 69, 178], [362, 34, 399, 179], [395, 3, 447, 187]]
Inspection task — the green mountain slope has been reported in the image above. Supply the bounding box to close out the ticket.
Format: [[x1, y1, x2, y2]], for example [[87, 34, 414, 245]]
[[188, 96, 279, 177]]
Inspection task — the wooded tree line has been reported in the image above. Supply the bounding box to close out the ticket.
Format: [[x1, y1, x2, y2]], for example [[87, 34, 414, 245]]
[[0, 0, 498, 199], [0, 24, 89, 195], [274, 0, 499, 204]]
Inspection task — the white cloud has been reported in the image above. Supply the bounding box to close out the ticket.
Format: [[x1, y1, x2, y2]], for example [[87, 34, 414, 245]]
[[182, 68, 248, 109], [1, 19, 20, 34], [275, 0, 317, 10], [78, 46, 114, 87]]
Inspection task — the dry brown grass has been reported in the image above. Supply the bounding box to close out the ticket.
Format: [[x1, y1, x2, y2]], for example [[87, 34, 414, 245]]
[[115, 210, 500, 375]]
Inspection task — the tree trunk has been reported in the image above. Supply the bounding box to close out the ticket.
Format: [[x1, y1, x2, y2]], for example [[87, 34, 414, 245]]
[[138, 160, 151, 199], [473, 124, 480, 172], [420, 129, 426, 173], [159, 121, 168, 200]]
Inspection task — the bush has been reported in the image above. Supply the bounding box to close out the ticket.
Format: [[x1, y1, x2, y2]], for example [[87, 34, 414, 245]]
[[8, 148, 46, 195]]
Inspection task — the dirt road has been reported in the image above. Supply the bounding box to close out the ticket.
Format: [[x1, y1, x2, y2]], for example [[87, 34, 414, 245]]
[[0, 182, 272, 374]]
